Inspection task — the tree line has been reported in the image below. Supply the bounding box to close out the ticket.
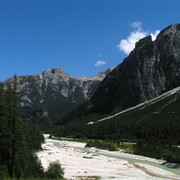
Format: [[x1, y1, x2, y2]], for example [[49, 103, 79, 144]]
[[0, 76, 45, 179]]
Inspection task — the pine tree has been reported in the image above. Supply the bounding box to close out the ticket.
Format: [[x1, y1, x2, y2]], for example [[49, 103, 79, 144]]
[[0, 77, 49, 179], [0, 83, 12, 171], [11, 75, 19, 178], [0, 83, 11, 178], [0, 83, 5, 165]]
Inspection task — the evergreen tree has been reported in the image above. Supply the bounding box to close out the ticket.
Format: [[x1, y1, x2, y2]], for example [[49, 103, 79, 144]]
[[11, 75, 19, 178], [0, 77, 50, 179], [0, 83, 12, 172]]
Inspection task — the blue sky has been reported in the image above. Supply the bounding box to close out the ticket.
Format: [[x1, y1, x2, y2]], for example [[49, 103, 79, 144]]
[[0, 0, 179, 81]]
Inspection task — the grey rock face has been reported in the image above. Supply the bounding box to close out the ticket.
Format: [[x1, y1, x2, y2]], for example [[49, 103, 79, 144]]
[[90, 24, 180, 113]]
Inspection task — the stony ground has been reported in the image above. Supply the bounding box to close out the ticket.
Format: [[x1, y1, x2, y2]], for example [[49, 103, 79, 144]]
[[37, 139, 180, 180]]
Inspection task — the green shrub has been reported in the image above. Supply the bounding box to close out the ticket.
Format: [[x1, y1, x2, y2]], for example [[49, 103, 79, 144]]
[[45, 161, 64, 179], [0, 166, 10, 179]]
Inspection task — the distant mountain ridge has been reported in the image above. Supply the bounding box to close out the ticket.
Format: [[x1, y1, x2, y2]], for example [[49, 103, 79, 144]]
[[4, 67, 114, 131]]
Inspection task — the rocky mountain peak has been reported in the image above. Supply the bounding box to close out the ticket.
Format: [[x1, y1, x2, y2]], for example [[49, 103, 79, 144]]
[[96, 67, 115, 80], [134, 35, 152, 50], [156, 24, 180, 61], [41, 67, 70, 80], [51, 67, 64, 74], [38, 67, 72, 86], [157, 24, 180, 38]]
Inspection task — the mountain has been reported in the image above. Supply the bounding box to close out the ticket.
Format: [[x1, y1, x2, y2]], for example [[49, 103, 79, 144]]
[[89, 24, 180, 114], [56, 24, 180, 134], [54, 25, 180, 163], [3, 67, 114, 131]]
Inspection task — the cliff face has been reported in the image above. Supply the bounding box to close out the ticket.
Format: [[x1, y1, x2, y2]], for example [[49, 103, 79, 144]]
[[90, 24, 180, 113]]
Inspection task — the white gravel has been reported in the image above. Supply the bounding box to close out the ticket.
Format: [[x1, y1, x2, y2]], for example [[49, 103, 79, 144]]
[[37, 139, 180, 180]]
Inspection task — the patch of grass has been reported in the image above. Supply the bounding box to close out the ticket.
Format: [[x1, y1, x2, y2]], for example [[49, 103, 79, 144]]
[[116, 142, 134, 153], [85, 139, 118, 151]]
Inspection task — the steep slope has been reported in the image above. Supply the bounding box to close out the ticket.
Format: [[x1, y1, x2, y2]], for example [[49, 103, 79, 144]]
[[89, 24, 180, 114], [4, 67, 113, 130]]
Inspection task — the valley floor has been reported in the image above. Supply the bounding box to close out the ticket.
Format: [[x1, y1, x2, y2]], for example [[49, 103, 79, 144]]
[[37, 138, 180, 180]]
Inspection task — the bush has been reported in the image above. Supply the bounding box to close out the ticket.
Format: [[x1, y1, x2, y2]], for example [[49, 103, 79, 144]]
[[45, 161, 64, 179], [0, 166, 9, 179]]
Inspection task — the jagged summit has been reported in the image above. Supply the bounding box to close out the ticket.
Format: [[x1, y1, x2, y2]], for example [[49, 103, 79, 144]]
[[133, 24, 180, 52], [42, 67, 65, 75], [39, 67, 71, 84], [157, 24, 180, 37]]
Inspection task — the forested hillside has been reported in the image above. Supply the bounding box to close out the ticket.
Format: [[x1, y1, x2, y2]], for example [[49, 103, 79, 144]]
[[0, 76, 45, 179]]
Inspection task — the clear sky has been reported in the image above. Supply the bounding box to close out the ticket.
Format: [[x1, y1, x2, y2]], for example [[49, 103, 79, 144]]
[[0, 0, 179, 81]]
